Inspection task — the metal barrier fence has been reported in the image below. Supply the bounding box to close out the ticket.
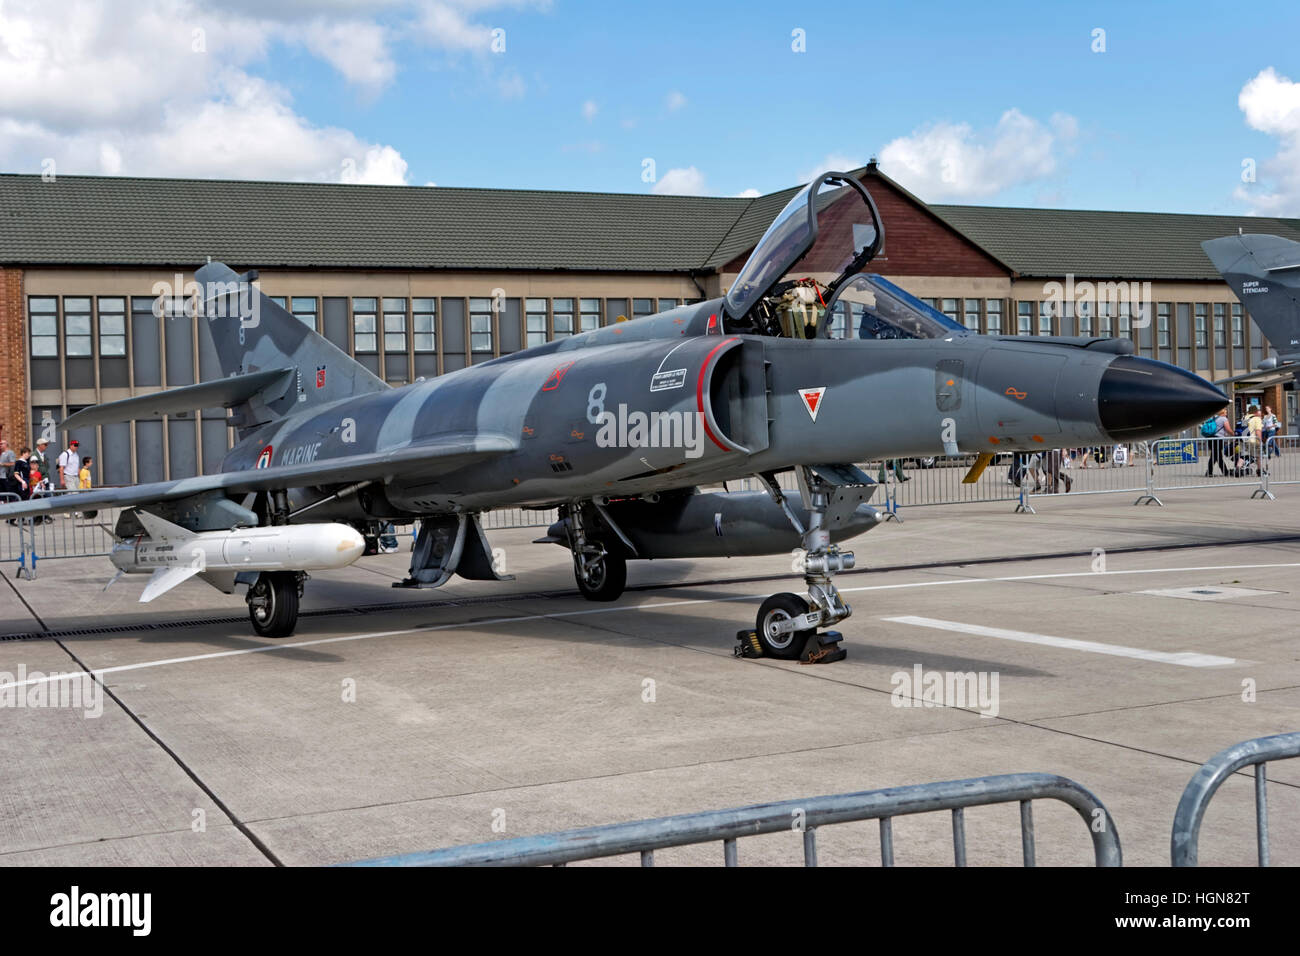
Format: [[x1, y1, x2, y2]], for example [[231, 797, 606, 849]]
[[479, 506, 558, 531], [1171, 731, 1300, 866], [1016, 436, 1296, 511], [2, 437, 1293, 564], [1257, 435, 1299, 499], [345, 772, 1122, 867], [1148, 436, 1272, 500], [0, 490, 124, 571]]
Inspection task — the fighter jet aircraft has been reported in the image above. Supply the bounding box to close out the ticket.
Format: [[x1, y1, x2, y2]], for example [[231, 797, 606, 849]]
[[1202, 233, 1300, 386], [0, 172, 1226, 656]]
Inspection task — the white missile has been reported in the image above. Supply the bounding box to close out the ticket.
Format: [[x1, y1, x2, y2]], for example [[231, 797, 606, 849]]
[[110, 511, 366, 602]]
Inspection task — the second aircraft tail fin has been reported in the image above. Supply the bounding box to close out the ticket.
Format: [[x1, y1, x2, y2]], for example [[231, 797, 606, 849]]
[[1202, 234, 1300, 364]]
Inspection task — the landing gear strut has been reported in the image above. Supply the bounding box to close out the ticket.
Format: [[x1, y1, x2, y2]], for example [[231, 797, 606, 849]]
[[746, 465, 871, 662], [562, 502, 628, 602], [247, 570, 303, 638]]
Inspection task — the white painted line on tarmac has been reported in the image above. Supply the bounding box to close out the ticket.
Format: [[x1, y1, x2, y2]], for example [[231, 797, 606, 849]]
[[1, 561, 1292, 689], [881, 615, 1236, 668]]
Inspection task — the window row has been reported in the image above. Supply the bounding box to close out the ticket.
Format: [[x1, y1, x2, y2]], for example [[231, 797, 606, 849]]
[[30, 294, 689, 359], [28, 297, 128, 358], [921, 297, 1253, 351]]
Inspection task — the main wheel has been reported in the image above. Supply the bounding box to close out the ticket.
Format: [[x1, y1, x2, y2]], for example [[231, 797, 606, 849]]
[[756, 592, 813, 660], [248, 571, 299, 638], [574, 551, 627, 601]]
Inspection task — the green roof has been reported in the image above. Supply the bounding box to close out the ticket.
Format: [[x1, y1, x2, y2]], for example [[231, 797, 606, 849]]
[[0, 174, 753, 273], [931, 204, 1300, 280], [2, 170, 1297, 282]]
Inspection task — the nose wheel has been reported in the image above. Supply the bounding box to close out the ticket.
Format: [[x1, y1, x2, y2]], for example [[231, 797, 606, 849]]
[[755, 593, 814, 659]]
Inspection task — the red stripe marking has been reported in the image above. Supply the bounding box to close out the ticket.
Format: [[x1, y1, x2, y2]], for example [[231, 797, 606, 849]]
[[697, 338, 737, 452]]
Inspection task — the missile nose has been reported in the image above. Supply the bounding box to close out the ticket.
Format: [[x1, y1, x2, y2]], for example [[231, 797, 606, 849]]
[[338, 527, 366, 563], [1098, 356, 1227, 441]]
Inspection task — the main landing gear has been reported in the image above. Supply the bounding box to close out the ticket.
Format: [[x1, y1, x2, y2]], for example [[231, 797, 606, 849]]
[[741, 465, 872, 663], [562, 501, 629, 602], [247, 570, 304, 638]]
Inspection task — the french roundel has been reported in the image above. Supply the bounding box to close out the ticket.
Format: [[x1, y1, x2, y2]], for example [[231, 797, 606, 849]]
[[256, 445, 273, 469]]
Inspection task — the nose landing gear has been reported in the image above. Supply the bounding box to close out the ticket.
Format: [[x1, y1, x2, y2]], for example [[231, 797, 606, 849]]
[[744, 465, 872, 663]]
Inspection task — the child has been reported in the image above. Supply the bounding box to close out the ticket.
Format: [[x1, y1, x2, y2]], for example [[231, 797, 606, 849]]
[[78, 457, 93, 490]]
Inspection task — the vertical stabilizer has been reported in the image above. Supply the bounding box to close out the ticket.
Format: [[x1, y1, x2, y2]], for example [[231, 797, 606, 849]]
[[1202, 234, 1300, 363]]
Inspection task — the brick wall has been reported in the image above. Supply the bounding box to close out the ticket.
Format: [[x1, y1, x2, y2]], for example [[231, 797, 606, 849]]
[[0, 267, 28, 446]]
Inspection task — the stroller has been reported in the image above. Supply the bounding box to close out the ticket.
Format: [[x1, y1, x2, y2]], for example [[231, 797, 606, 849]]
[[1229, 443, 1257, 477]]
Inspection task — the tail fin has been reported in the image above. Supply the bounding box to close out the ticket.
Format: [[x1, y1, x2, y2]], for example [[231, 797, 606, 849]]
[[1202, 234, 1300, 363], [195, 261, 388, 425]]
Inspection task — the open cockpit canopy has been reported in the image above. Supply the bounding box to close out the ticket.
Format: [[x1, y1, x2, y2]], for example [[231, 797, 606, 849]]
[[723, 171, 967, 342], [723, 171, 884, 331]]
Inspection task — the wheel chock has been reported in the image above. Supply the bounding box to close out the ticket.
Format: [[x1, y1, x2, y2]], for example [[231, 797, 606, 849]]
[[800, 630, 847, 664], [734, 629, 764, 658]]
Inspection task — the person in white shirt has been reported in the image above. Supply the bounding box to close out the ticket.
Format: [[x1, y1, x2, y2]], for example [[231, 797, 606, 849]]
[[57, 440, 81, 490], [1263, 405, 1281, 458]]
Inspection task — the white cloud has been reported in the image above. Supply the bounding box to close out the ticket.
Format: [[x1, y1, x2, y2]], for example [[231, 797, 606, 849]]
[[582, 99, 598, 121], [1234, 67, 1300, 216], [125, 74, 408, 183], [652, 166, 706, 196], [797, 153, 865, 185], [736, 187, 760, 198], [877, 109, 1078, 200], [0, 0, 410, 183], [666, 90, 686, 112], [415, 1, 551, 53], [98, 142, 123, 175], [0, 0, 266, 131], [417, 1, 494, 51], [301, 19, 396, 94]]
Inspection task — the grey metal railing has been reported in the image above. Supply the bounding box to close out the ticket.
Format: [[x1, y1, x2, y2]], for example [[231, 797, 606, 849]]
[[3, 437, 1292, 565], [1171, 730, 1300, 866], [344, 772, 1122, 867]]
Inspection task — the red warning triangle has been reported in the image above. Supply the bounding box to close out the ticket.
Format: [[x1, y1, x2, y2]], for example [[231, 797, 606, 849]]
[[798, 387, 826, 422]]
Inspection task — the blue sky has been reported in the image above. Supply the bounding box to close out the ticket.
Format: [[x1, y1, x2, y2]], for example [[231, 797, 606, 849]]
[[2, 0, 1298, 214]]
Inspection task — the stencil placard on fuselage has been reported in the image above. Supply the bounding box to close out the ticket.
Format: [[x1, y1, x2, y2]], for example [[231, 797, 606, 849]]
[[650, 368, 687, 391]]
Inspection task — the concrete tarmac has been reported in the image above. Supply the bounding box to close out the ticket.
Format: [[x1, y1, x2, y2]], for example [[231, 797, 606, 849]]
[[0, 484, 1297, 866]]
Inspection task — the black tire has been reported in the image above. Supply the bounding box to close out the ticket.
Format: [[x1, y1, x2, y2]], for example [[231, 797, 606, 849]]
[[756, 592, 813, 660], [248, 571, 299, 638], [574, 551, 627, 601]]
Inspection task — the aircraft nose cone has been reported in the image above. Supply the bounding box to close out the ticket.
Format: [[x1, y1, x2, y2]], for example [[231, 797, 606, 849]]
[[1098, 356, 1227, 441]]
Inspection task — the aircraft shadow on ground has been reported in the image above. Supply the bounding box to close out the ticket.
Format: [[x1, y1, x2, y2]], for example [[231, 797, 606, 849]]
[[26, 577, 1055, 677]]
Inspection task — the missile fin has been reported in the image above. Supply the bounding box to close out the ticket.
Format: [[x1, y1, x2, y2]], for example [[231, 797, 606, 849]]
[[140, 565, 202, 602], [134, 509, 196, 543]]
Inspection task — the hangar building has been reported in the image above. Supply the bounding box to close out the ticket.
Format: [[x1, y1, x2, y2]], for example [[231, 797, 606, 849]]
[[1, 162, 1296, 484]]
